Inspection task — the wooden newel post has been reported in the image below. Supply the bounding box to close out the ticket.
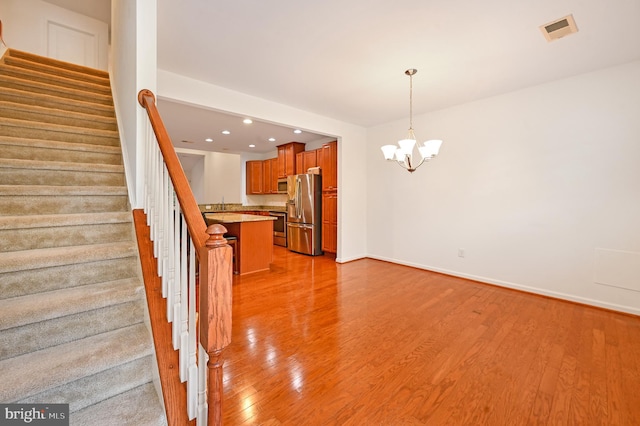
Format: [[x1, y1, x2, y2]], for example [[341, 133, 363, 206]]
[[198, 224, 233, 425]]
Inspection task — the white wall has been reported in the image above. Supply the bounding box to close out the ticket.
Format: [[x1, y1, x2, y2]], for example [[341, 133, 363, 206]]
[[158, 70, 368, 262], [110, 0, 156, 208], [176, 148, 242, 205], [366, 60, 640, 315], [0, 0, 108, 69]]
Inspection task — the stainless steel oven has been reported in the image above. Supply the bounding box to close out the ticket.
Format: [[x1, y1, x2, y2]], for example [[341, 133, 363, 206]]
[[270, 211, 287, 246]]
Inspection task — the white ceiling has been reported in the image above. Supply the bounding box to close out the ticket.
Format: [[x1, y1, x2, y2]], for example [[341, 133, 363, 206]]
[[48, 0, 640, 154], [157, 0, 640, 126], [156, 99, 333, 155]]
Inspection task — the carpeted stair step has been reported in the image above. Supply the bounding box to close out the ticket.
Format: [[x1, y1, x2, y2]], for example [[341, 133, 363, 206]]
[[6, 49, 109, 81], [0, 212, 133, 252], [0, 240, 137, 275], [0, 278, 144, 360], [0, 136, 122, 165], [0, 62, 112, 96], [0, 323, 153, 404], [0, 73, 112, 106], [0, 100, 117, 131], [22, 357, 160, 417], [1, 297, 145, 363], [0, 158, 125, 187], [0, 184, 129, 215], [2, 54, 110, 87], [0, 241, 139, 299], [71, 382, 167, 425], [0, 251, 138, 299], [0, 86, 114, 118], [0, 117, 120, 146]]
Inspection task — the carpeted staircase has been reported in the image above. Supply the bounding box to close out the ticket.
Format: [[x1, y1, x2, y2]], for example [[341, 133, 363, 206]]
[[0, 49, 166, 425]]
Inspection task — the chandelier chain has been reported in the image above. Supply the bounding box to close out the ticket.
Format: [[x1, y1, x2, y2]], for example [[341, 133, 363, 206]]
[[409, 71, 413, 131]]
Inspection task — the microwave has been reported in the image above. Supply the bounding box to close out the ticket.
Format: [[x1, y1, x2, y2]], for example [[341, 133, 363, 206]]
[[277, 178, 288, 193]]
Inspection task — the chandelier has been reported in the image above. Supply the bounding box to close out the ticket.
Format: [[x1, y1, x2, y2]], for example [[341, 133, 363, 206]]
[[381, 69, 443, 173]]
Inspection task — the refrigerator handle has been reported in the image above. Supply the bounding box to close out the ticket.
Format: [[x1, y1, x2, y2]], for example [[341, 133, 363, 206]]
[[296, 178, 301, 219]]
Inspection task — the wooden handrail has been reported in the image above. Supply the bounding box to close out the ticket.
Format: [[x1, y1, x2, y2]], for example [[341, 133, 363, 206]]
[[137, 89, 208, 254]]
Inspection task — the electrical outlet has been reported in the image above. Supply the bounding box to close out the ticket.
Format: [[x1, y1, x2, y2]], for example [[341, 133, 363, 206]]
[[205, 205, 212, 210], [458, 249, 465, 258]]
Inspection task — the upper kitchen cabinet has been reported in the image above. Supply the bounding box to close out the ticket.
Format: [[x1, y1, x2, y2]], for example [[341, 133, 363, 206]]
[[262, 158, 272, 194], [268, 158, 278, 193], [295, 150, 318, 174], [319, 141, 337, 192], [246, 160, 263, 194], [277, 142, 305, 178]]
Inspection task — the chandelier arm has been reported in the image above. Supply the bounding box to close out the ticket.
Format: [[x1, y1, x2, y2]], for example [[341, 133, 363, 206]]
[[412, 156, 426, 171]]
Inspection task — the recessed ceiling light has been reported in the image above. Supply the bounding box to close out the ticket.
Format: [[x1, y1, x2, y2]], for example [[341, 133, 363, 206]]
[[205, 138, 213, 142], [221, 130, 231, 135], [268, 137, 276, 142], [249, 144, 256, 148], [243, 118, 253, 124], [293, 129, 302, 134]]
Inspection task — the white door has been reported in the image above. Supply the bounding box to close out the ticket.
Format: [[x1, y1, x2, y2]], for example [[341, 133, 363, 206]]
[[47, 21, 98, 69]]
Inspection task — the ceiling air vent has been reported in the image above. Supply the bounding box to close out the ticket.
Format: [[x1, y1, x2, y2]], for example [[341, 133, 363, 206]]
[[540, 14, 578, 42]]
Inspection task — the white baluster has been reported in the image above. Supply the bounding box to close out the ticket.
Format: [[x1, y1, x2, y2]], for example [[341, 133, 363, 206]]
[[151, 144, 160, 249], [155, 153, 163, 265], [172, 200, 181, 350], [159, 164, 167, 300], [187, 236, 198, 420], [166, 181, 175, 321], [197, 343, 209, 425], [143, 120, 151, 218], [179, 214, 189, 378]]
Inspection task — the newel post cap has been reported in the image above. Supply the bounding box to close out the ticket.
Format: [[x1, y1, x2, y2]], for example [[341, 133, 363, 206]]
[[205, 224, 228, 248]]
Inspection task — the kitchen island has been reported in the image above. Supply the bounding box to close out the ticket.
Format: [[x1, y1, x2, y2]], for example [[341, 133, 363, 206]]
[[204, 213, 276, 275]]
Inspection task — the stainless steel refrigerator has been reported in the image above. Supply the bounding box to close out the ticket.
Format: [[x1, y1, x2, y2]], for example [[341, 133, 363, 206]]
[[286, 173, 323, 256]]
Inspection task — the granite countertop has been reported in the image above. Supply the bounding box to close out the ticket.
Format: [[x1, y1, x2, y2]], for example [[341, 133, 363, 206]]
[[204, 213, 277, 224], [200, 204, 286, 213]]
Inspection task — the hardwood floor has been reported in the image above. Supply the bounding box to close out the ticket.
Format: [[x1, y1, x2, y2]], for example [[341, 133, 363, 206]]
[[220, 246, 640, 425]]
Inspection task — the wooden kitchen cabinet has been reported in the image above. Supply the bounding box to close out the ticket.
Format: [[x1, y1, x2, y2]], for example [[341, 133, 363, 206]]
[[316, 147, 323, 172], [320, 141, 337, 191], [296, 150, 318, 174], [277, 142, 305, 178], [246, 160, 263, 194], [295, 152, 304, 174], [322, 191, 338, 253], [319, 140, 338, 253], [269, 158, 278, 193], [262, 158, 272, 194]]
